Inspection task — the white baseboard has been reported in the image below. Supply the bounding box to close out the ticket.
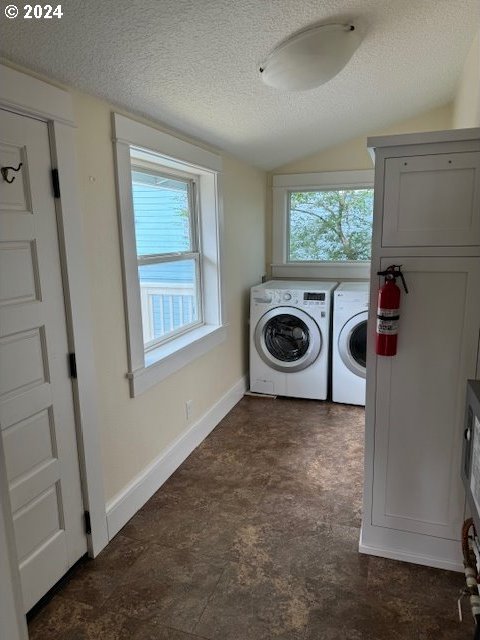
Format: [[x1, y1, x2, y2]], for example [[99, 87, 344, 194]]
[[106, 376, 247, 539], [359, 525, 464, 573]]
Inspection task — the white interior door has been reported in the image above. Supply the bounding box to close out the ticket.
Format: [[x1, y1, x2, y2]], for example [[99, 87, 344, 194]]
[[0, 108, 87, 612]]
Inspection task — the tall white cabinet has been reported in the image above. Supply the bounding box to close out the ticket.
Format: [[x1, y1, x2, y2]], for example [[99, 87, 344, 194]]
[[361, 128, 480, 571]]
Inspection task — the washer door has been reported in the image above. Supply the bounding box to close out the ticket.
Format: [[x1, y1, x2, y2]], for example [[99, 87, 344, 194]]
[[338, 311, 368, 379], [254, 307, 322, 373]]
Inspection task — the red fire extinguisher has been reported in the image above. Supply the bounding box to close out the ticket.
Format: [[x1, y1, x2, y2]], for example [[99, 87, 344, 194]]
[[376, 265, 408, 356]]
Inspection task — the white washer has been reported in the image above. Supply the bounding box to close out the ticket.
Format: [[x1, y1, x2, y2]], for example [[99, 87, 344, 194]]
[[249, 280, 337, 400], [332, 282, 369, 406]]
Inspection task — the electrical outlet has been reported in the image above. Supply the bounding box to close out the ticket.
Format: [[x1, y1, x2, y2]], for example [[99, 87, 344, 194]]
[[185, 400, 193, 422]]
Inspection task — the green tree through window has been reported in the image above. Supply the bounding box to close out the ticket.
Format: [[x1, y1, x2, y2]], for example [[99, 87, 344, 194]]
[[289, 189, 373, 261]]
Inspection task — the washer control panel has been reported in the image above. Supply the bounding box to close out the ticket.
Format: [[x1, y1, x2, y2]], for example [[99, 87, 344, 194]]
[[273, 290, 298, 304], [304, 292, 325, 301], [252, 288, 329, 308], [303, 291, 326, 307]]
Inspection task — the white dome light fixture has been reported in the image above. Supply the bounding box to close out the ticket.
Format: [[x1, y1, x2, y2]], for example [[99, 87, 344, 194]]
[[259, 23, 361, 91]]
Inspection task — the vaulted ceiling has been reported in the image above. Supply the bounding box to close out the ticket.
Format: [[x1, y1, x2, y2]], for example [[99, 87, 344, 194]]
[[1, 0, 478, 169]]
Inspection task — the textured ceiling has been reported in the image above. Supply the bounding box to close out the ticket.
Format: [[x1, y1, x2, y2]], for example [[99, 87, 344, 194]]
[[0, 0, 478, 169]]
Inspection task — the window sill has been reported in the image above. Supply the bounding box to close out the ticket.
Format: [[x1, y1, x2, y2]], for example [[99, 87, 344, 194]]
[[271, 262, 371, 280], [127, 324, 227, 397]]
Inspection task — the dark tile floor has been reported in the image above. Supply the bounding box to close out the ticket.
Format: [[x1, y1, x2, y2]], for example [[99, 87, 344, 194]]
[[28, 397, 473, 639]]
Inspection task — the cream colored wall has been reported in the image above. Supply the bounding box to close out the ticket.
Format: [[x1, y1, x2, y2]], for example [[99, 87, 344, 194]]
[[266, 104, 453, 270], [274, 103, 453, 174], [453, 30, 480, 128], [71, 92, 266, 502]]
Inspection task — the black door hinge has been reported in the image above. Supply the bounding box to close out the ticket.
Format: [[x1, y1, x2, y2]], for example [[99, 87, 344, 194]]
[[84, 511, 92, 535], [68, 352, 77, 379], [51, 168, 61, 198]]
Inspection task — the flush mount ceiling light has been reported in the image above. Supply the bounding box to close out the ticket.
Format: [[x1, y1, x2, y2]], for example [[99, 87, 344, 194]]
[[259, 23, 361, 91]]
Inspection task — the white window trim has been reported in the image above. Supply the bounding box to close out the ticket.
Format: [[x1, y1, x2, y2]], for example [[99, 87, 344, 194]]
[[113, 114, 226, 397], [272, 170, 374, 280], [131, 161, 204, 350]]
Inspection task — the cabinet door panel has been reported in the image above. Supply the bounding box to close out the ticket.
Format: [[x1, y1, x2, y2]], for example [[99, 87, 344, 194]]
[[382, 152, 480, 247], [372, 257, 480, 539]]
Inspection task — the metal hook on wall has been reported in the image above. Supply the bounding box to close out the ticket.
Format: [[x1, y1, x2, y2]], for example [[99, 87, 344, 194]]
[[1, 163, 23, 184]]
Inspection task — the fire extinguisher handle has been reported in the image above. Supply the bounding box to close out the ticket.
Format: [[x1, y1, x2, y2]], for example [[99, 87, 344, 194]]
[[398, 271, 409, 294], [377, 265, 409, 294]]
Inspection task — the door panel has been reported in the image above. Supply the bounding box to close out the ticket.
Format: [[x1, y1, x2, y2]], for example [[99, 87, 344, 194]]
[[0, 240, 40, 305], [0, 328, 47, 396], [3, 409, 54, 482], [0, 109, 87, 612], [13, 486, 62, 560], [382, 153, 480, 247], [0, 142, 31, 212], [372, 256, 480, 539]]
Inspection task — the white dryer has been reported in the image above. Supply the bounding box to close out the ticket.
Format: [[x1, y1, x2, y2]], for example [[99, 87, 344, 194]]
[[249, 281, 337, 400], [332, 282, 369, 406]]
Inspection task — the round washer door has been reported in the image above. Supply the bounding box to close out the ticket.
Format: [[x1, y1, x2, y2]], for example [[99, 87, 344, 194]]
[[338, 311, 368, 379], [254, 307, 322, 373]]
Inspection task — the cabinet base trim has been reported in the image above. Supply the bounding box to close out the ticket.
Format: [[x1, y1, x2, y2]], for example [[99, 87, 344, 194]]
[[359, 526, 463, 573]]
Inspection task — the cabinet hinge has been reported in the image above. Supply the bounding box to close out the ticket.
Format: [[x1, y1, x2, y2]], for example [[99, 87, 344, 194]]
[[68, 352, 77, 379], [84, 511, 92, 535], [51, 168, 61, 199]]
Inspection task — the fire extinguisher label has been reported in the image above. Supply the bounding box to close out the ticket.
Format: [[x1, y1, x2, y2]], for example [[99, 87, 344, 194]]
[[376, 308, 400, 335], [377, 308, 399, 318], [377, 318, 399, 335]]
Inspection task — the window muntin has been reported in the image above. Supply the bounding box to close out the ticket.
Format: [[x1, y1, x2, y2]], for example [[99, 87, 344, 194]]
[[288, 188, 374, 262], [130, 156, 203, 350]]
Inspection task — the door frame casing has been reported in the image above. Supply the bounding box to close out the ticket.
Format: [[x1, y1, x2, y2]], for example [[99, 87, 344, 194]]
[[0, 63, 108, 638]]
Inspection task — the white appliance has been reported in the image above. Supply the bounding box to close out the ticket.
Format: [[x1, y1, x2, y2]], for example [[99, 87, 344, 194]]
[[249, 280, 337, 399], [332, 282, 369, 405]]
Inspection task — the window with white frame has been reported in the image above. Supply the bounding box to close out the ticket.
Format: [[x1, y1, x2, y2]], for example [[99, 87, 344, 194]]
[[131, 155, 202, 349], [114, 114, 225, 397], [288, 188, 373, 261], [272, 170, 374, 279]]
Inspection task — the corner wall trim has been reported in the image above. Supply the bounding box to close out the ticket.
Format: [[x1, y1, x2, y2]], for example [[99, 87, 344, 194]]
[[106, 376, 247, 539]]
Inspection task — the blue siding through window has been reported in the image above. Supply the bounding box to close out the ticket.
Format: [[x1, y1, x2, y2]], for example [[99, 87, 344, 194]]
[[131, 177, 197, 341], [132, 178, 190, 256]]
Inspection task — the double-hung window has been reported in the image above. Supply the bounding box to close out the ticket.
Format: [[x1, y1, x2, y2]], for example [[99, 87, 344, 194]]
[[131, 158, 202, 349], [114, 114, 225, 397]]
